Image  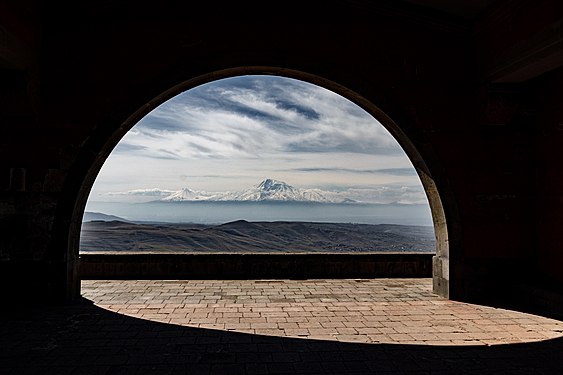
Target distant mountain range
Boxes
[161,178,356,203]
[80,220,436,253]
[82,211,131,222]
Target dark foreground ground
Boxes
[3,279,563,375]
[80,220,436,253]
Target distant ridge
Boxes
[82,211,130,222]
[80,220,436,253]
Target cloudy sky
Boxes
[89,75,428,205]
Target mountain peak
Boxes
[256,179,292,191]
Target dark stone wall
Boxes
[529,68,563,287]
[1,1,562,308]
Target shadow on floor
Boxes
[1,297,563,375]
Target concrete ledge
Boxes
[79,252,434,279]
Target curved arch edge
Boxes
[67,66,450,300]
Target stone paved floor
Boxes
[82,279,563,347]
[2,278,563,374]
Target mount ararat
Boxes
[160,178,356,203]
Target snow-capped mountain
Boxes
[161,188,213,201]
[160,179,353,203]
[215,179,333,202]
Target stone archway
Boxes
[65,67,451,300]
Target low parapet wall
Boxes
[79,252,433,279]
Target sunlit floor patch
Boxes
[81,278,563,346]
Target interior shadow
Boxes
[2,297,563,375]
[481,279,563,323]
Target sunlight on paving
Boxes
[82,279,563,346]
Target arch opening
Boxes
[70,68,449,298]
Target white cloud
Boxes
[115,76,402,161]
[105,188,175,197]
